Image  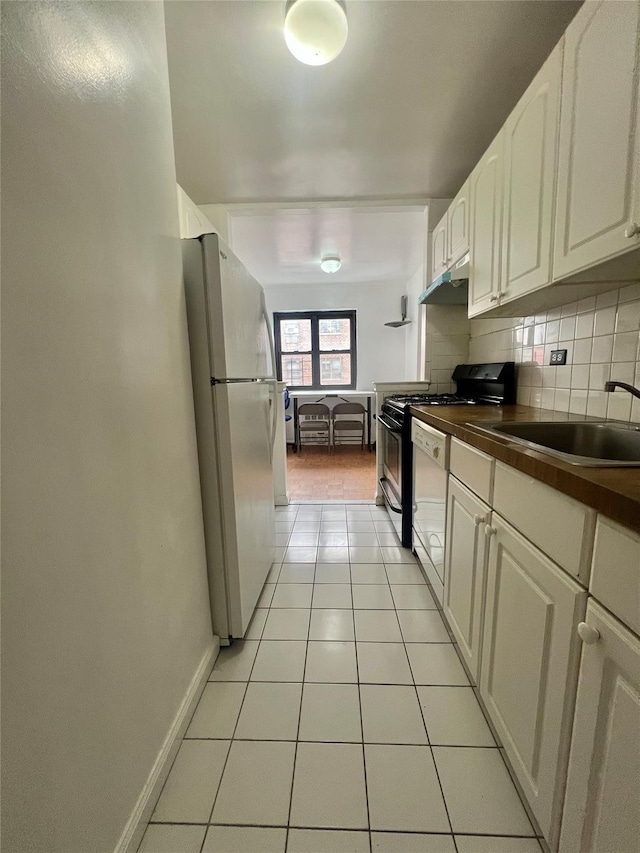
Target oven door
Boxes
[378,412,404,540]
[379,413,403,501]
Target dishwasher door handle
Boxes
[379,477,403,514]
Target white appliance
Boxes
[412,419,450,606]
[183,232,276,643]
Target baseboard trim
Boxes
[114,637,220,853]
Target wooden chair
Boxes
[297,403,331,453]
[331,402,366,450]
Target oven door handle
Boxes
[378,414,403,433]
[379,477,403,514]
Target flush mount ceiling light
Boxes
[284,0,348,66]
[320,254,342,273]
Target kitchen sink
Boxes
[470,421,640,467]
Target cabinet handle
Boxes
[473,514,486,526]
[625,222,640,238]
[484,525,497,537]
[577,622,601,645]
[490,295,499,302]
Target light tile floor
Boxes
[140,503,543,853]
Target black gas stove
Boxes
[384,392,480,414]
[381,362,516,426]
[378,362,516,548]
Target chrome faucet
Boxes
[604,380,640,400]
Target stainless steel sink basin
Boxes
[470,421,640,466]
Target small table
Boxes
[290,390,375,452]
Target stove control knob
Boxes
[433,446,440,459]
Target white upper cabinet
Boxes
[481,515,587,848]
[447,179,470,268]
[559,601,640,853]
[468,130,504,316]
[431,211,449,282]
[553,0,640,281]
[500,42,563,304]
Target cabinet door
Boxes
[553,0,640,280]
[559,601,640,853]
[468,131,504,316]
[431,212,448,282]
[444,476,490,682]
[447,179,470,267]
[501,41,562,303]
[481,515,587,847]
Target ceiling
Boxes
[227,206,426,287]
[164,0,581,205]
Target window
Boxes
[273,310,356,390]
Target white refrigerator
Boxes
[183,232,276,642]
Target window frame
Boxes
[273,310,357,391]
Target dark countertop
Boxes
[409,403,640,533]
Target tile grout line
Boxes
[154,819,542,839]
[283,549,313,853]
[387,555,460,852]
[350,541,374,853]
[199,606,267,846]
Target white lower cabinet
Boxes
[480,514,587,848]
[559,601,640,853]
[444,476,490,682]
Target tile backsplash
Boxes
[424,305,470,394]
[468,283,640,422]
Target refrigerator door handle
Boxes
[261,291,277,380]
[268,380,278,460]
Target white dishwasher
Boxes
[411,418,450,606]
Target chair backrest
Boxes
[299,403,330,418]
[332,402,365,419]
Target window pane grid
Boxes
[274,310,356,390]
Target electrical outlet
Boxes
[550,349,567,365]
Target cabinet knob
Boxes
[577,622,601,645]
[624,222,640,238]
[490,295,499,302]
[484,525,497,537]
[474,514,486,526]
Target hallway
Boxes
[141,504,542,853]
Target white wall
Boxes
[265,279,409,390]
[1,3,214,851]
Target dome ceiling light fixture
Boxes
[320,254,342,274]
[284,0,348,66]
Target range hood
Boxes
[419,253,469,305]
